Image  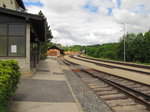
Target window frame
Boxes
[0,23,26,57]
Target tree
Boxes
[62,30,150,64]
[117,33,136,61]
[38,10,53,41]
[38,11,53,60]
[144,31,150,63]
[117,32,150,63]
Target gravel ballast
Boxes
[63,67,112,112]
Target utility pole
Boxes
[121,23,126,62]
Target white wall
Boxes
[0,0,20,11]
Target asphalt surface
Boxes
[14,79,75,102]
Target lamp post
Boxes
[121,23,126,62]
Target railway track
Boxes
[62,59,150,112]
[78,55,150,69]
[71,55,150,75]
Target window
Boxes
[0,37,7,56]
[9,25,25,36]
[0,24,26,57]
[0,24,7,56]
[0,24,7,35]
[8,37,25,56]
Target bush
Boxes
[100,51,117,59]
[0,60,21,112]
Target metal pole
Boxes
[121,23,126,62]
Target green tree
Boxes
[38,11,53,60]
[117,32,150,63]
[144,31,150,62]
[62,30,150,64]
[117,33,136,61]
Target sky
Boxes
[23,0,150,46]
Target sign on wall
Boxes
[11,45,17,53]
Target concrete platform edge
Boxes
[65,74,84,112]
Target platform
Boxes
[64,55,150,85]
[8,58,82,112]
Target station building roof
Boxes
[48,45,65,52]
[0,7,46,42]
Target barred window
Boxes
[0,24,26,57]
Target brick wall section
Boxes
[0,24,31,71]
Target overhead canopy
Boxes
[0,7,46,42]
[16,0,26,10]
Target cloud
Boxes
[23,0,150,46]
[113,8,150,33]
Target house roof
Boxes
[16,0,26,10]
[48,45,65,51]
[0,7,46,42]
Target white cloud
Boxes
[24,0,150,46]
[92,0,115,8]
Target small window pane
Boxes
[8,37,25,56]
[0,37,7,56]
[9,24,25,36]
[0,24,7,35]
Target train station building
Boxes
[0,0,46,73]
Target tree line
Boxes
[64,30,150,64]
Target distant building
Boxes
[46,45,64,59]
[0,1,46,74]
[0,0,25,11]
